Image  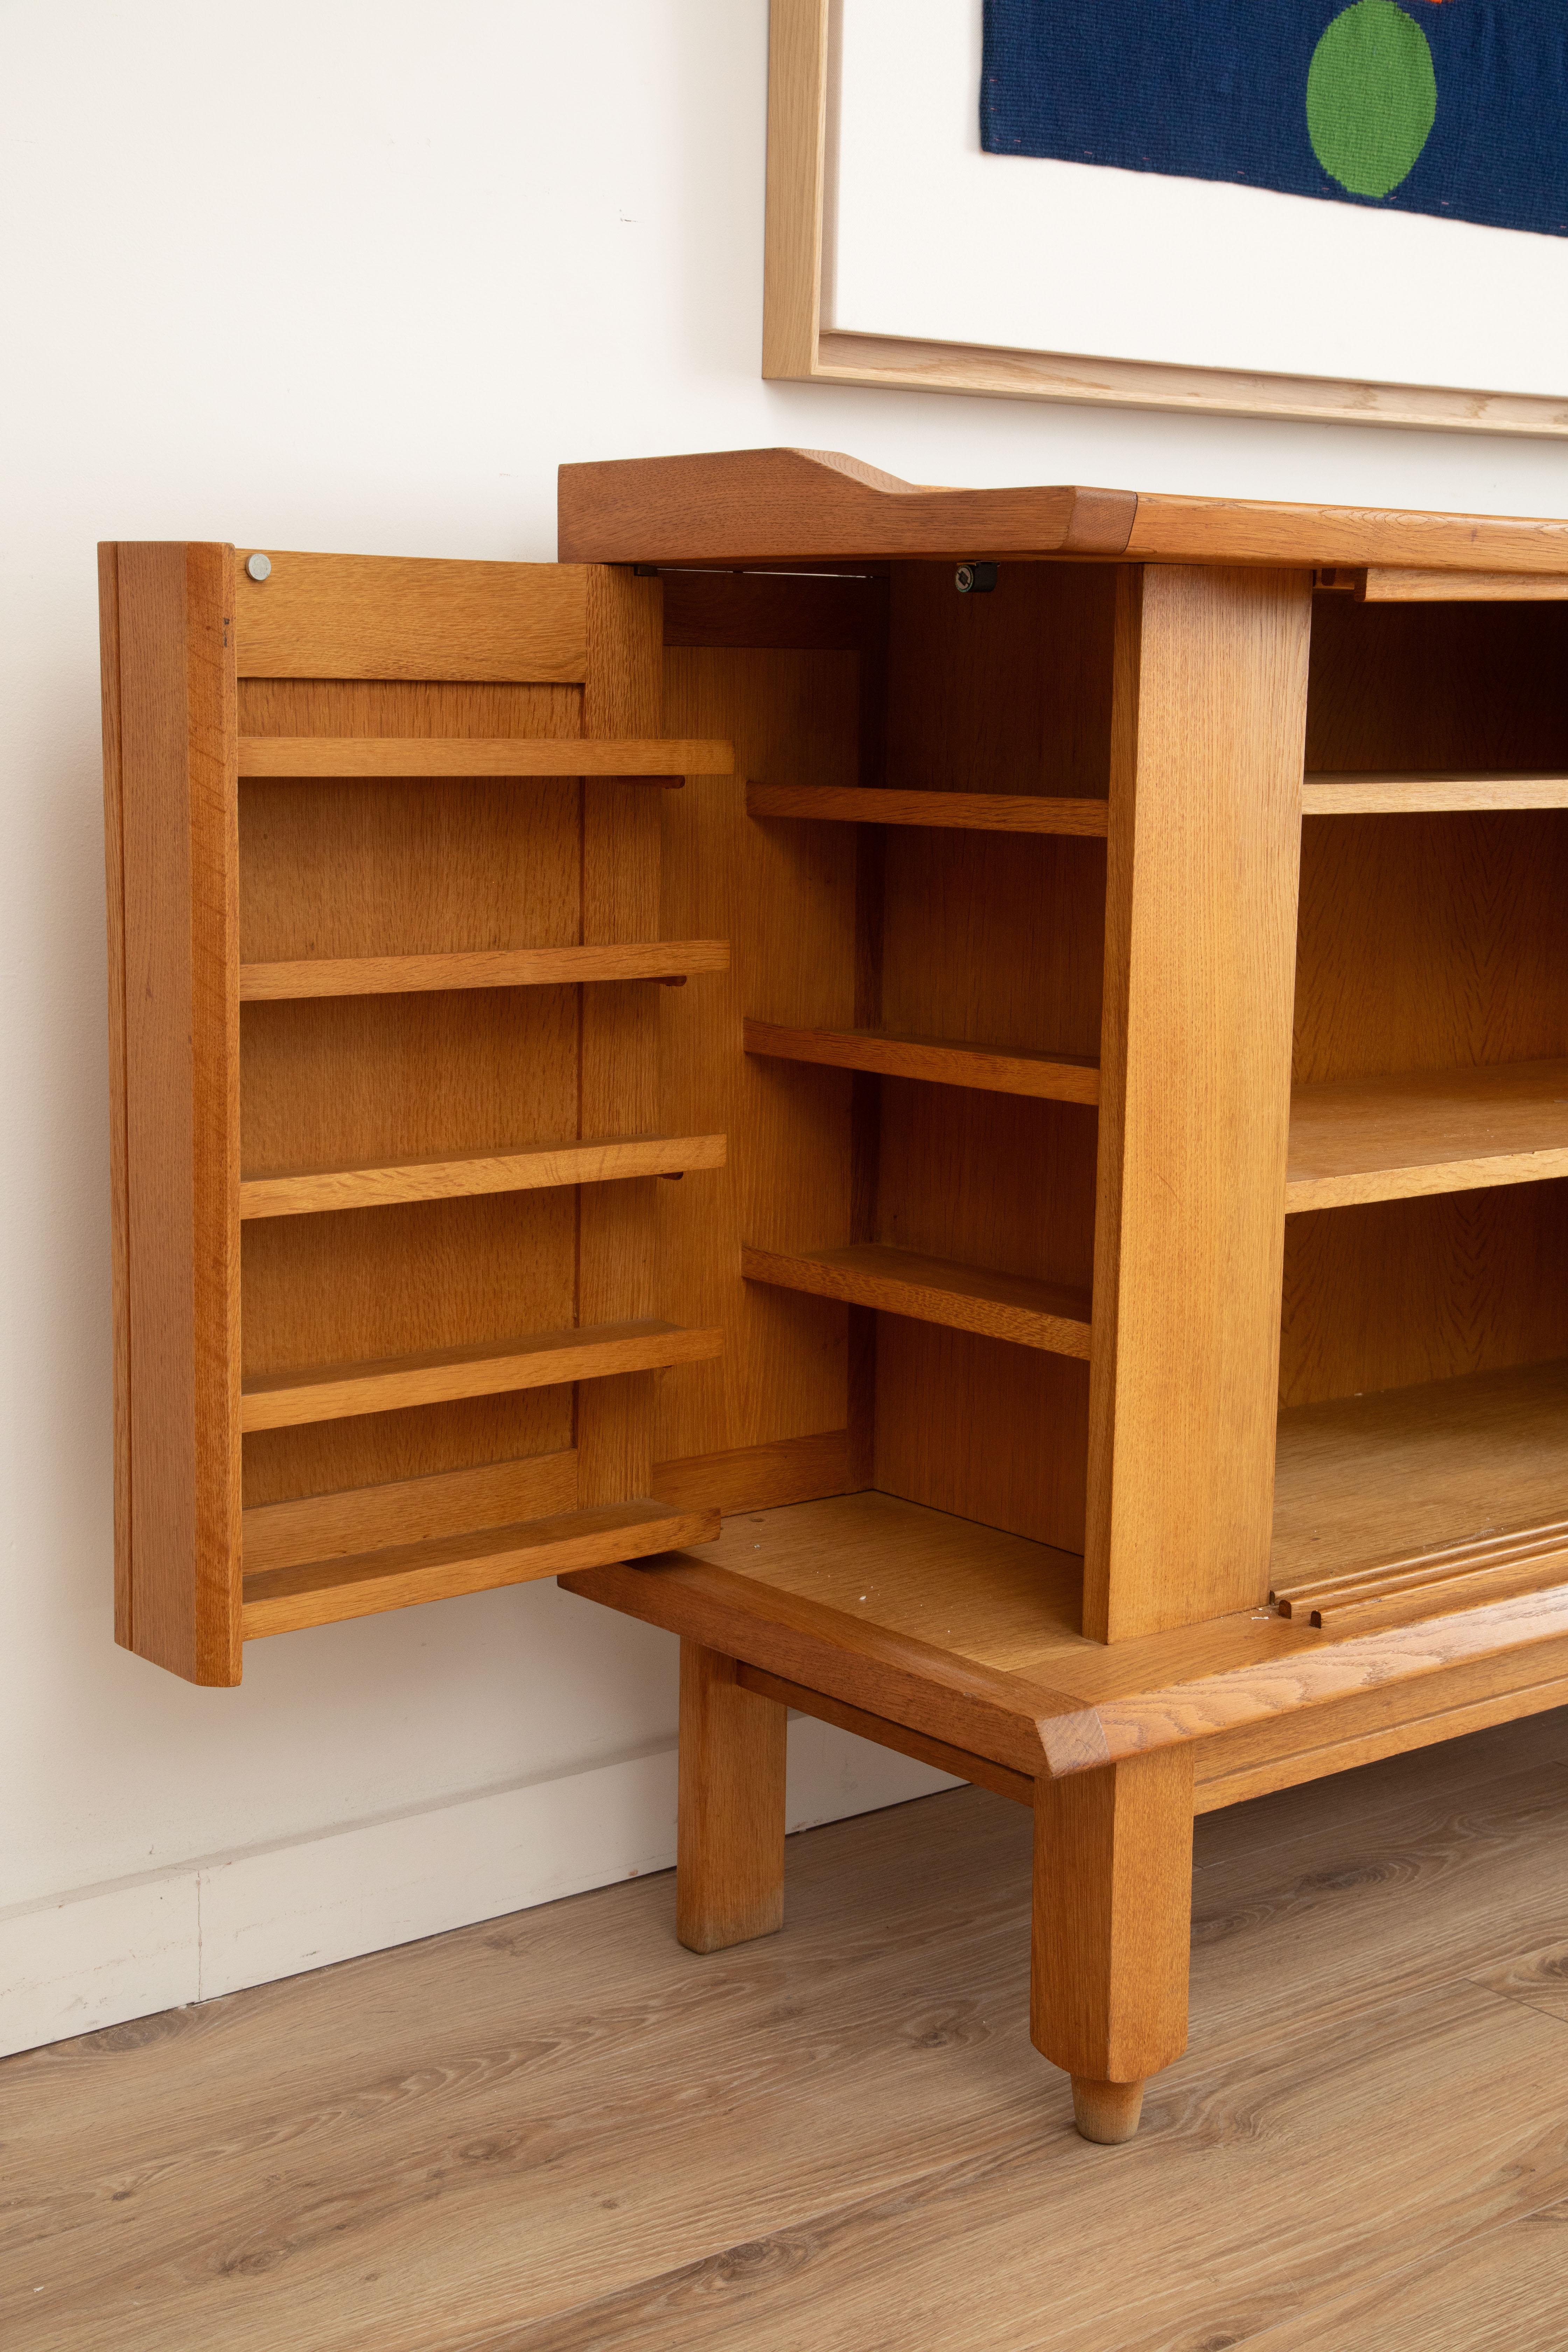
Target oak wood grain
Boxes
[741,1242,1093,1358]
[237,735,730,776]
[106,544,243,1685]
[1086,565,1312,1642]
[242,1499,718,1638]
[240,1320,724,1434]
[747,781,1110,835]
[676,1642,788,1952]
[239,941,728,999]
[744,1019,1100,1103]
[233,551,589,680]
[1287,1057,1568,1210]
[1301,771,1568,813]
[238,1132,726,1220]
[240,1448,579,1576]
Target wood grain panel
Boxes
[1087,565,1312,1642]
[237,677,584,1510]
[239,1132,725,1220]
[98,547,131,1647]
[1301,773,1568,814]
[577,567,669,1508]
[656,646,861,1468]
[107,544,242,1685]
[1363,567,1568,603]
[1280,1181,1568,1407]
[239,941,727,999]
[243,1500,719,1638]
[744,1020,1100,1103]
[237,735,729,776]
[241,1319,723,1433]
[884,560,1117,801]
[241,1449,579,1575]
[652,1429,858,1515]
[747,783,1109,835]
[1305,597,1568,779]
[233,552,589,680]
[1287,1058,1568,1210]
[743,1243,1092,1357]
[1273,1357,1568,1590]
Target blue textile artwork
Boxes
[980,0,1568,239]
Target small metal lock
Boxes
[954,562,997,595]
[246,552,272,582]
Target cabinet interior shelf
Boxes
[240,1318,726,1433]
[741,1242,1092,1359]
[239,1132,726,1220]
[238,736,734,778]
[241,1498,720,1639]
[744,1020,1101,1105]
[746,783,1110,837]
[1272,1357,1568,1630]
[1301,772,1568,815]
[1286,1058,1568,1211]
[240,941,730,1001]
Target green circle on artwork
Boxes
[1307,0,1437,199]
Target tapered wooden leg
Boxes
[1031,1745,1195,2143]
[676,1640,788,1953]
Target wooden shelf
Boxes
[746,783,1110,837]
[239,1132,726,1220]
[240,1318,725,1433]
[1287,1058,1568,1211]
[240,941,730,1001]
[1273,1357,1568,1621]
[242,1498,719,1638]
[1302,772,1568,815]
[744,1020,1100,1105]
[741,1242,1092,1359]
[238,736,734,778]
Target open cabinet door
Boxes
[99,543,733,1683]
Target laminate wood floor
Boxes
[5,1711,1568,2352]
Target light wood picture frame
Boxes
[763,0,1568,439]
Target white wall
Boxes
[2,0,1565,2055]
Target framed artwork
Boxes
[764,0,1568,434]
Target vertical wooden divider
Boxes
[578,567,666,1505]
[1085,565,1312,1643]
[103,542,242,1683]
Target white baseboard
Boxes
[0,1720,955,2060]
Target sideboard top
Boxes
[558,446,1568,575]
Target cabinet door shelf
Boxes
[746,783,1110,836]
[1286,1057,1568,1211]
[240,1318,726,1433]
[239,735,734,777]
[240,942,730,1000]
[1301,771,1568,814]
[741,1242,1092,1359]
[243,1498,720,1638]
[744,1020,1100,1105]
[239,1132,727,1219]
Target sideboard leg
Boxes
[1031,1745,1195,2142]
[676,1639,788,1953]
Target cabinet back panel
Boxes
[1295,811,1568,1084]
[1306,600,1568,774]
[240,1190,576,1501]
[238,681,580,962]
[241,989,579,1175]
[1281,1179,1568,1407]
[876,1082,1096,1288]
[875,1326,1090,1554]
[886,563,1116,797]
[656,648,861,1465]
[881,833,1105,1057]
[243,1393,572,1512]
